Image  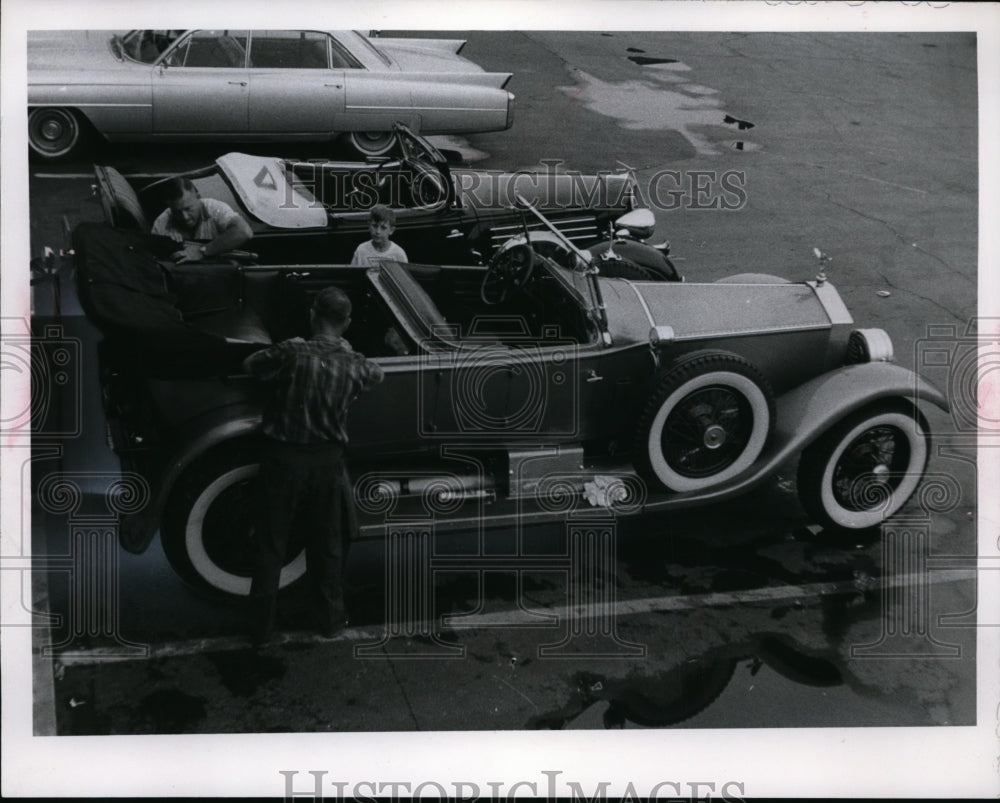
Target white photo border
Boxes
[3,0,998,798]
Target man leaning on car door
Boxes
[151,177,253,263]
[242,286,384,645]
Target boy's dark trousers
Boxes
[249,438,355,641]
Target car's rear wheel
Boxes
[797,400,930,531]
[634,353,775,492]
[347,130,396,158]
[161,442,307,598]
[28,107,87,160]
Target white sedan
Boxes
[27,29,515,160]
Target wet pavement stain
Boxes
[136,688,207,733]
[527,655,738,729]
[756,635,842,687]
[528,637,846,729]
[558,68,739,156]
[628,56,680,66]
[723,114,756,130]
[618,521,873,594]
[207,650,287,697]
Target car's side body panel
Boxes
[27,30,514,150]
[40,220,949,582]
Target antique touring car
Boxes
[28,29,514,160]
[93,124,641,266]
[34,207,947,597]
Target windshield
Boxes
[397,125,447,167]
[121,30,184,64]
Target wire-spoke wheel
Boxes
[797,401,930,531]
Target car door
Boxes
[247,30,346,134]
[153,30,249,134]
[425,325,582,444]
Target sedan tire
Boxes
[797,400,930,531]
[347,130,397,158]
[162,441,307,598]
[634,353,775,492]
[28,107,87,160]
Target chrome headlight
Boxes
[847,328,894,363]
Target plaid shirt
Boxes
[243,335,384,445]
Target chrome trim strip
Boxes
[627,282,656,327]
[29,102,152,108]
[345,104,501,112]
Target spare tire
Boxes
[634,352,775,492]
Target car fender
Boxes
[119,405,263,554]
[645,361,949,512]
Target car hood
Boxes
[374,38,485,73]
[28,30,120,72]
[600,278,840,344]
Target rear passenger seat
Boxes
[73,222,271,349]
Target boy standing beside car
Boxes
[350,204,408,266]
[242,286,384,645]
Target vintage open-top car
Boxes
[28,29,515,160]
[93,124,642,266]
[33,206,947,598]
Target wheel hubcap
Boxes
[703,424,726,449]
[663,386,752,478]
[41,120,63,140]
[832,426,909,511]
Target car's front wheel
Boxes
[797,401,930,530]
[347,130,396,158]
[634,353,775,492]
[28,107,87,160]
[161,442,307,598]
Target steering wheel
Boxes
[481,242,535,305]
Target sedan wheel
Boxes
[28,107,84,160]
[162,444,306,598]
[634,353,775,492]
[348,130,396,158]
[797,401,930,531]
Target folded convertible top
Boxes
[72,223,263,373]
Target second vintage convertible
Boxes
[28,29,515,160]
[93,124,642,265]
[34,203,948,597]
